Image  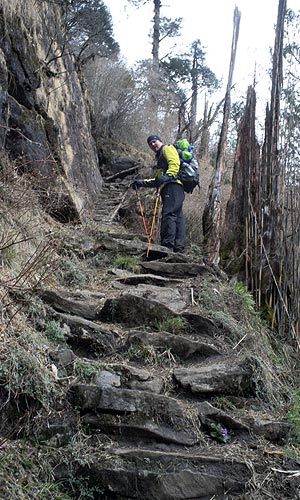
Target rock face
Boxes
[0,0,102,220]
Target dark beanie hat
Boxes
[147,134,161,144]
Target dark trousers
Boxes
[160,182,186,252]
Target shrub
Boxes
[154,316,189,334]
[234,282,256,314]
[113,254,139,272]
[0,340,57,407]
[44,320,66,343]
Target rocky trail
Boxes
[33,222,299,500]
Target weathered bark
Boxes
[202,7,241,264]
[220,86,260,278]
[260,0,286,284]
[220,0,299,344]
[152,0,161,72]
[198,97,225,157]
[190,45,198,132]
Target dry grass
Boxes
[184,156,233,249]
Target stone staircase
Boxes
[36,233,297,499]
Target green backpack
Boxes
[174,139,200,194]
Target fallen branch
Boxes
[105,164,142,182]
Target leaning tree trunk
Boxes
[202,7,241,264]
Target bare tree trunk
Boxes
[190,44,198,133]
[198,97,224,157]
[152,0,161,72]
[202,7,241,264]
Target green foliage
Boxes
[44,320,66,343]
[0,244,16,266]
[0,446,73,500]
[209,422,231,443]
[64,0,119,64]
[154,315,189,334]
[58,257,88,287]
[113,254,139,271]
[234,282,256,314]
[66,475,104,500]
[74,359,99,382]
[0,328,58,408]
[126,343,156,363]
[25,296,48,330]
[0,344,56,407]
[162,39,220,90]
[287,389,300,443]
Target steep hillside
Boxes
[0,165,300,500]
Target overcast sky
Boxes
[104,0,299,120]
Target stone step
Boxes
[72,446,251,499]
[71,385,200,446]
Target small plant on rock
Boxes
[74,359,99,382]
[155,316,189,334]
[209,422,231,443]
[113,254,139,272]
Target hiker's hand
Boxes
[156,174,173,187]
[131,179,145,189]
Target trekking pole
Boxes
[146,189,160,258]
[134,186,149,237]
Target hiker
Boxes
[131,134,186,253]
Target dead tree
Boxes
[220,86,260,281]
[202,7,241,264]
[221,0,300,345]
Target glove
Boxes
[155,174,173,187]
[131,179,145,190]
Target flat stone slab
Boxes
[112,271,182,286]
[82,414,197,446]
[99,293,181,327]
[120,284,188,313]
[39,288,104,320]
[140,261,209,278]
[197,402,290,442]
[72,385,191,421]
[243,416,291,443]
[126,330,221,360]
[75,447,251,500]
[97,234,172,257]
[52,312,119,355]
[107,363,164,393]
[197,401,250,433]
[72,385,199,446]
[173,358,254,395]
